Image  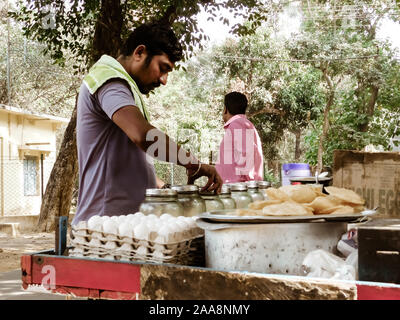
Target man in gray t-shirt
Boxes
[74,80,156,223]
[73,22,222,225]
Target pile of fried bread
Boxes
[235,185,365,217]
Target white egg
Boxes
[156,224,175,243]
[87,215,102,229]
[110,216,119,223]
[169,221,184,232]
[160,213,174,221]
[102,219,118,235]
[184,217,197,229]
[134,212,144,218]
[118,222,133,238]
[176,219,189,230]
[117,215,128,223]
[133,222,150,240]
[146,214,159,220]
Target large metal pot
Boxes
[199,220,347,276]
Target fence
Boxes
[0,157,54,216]
[154,161,209,187]
[1,157,215,216]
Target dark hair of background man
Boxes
[224,91,248,115]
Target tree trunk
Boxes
[359,85,379,132]
[37,0,123,231]
[90,0,123,65]
[36,102,78,231]
[317,70,335,173]
[294,129,302,161]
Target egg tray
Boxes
[69,236,205,265]
[69,251,204,266]
[70,231,204,252]
[71,227,204,245]
[69,251,187,265]
[70,237,192,254]
[70,243,192,258]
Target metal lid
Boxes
[257,181,271,189]
[245,181,259,189]
[171,185,199,193]
[220,185,231,194]
[199,191,218,197]
[145,188,177,197]
[229,183,248,191]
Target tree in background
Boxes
[10,0,271,231]
[291,0,400,170]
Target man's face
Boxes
[131,51,174,94]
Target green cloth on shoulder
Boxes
[83,54,150,121]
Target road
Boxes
[0,269,87,300]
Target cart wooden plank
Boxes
[21,251,400,300]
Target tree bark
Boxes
[317,69,335,173]
[294,129,302,161]
[359,85,379,132]
[90,0,123,65]
[36,101,78,231]
[37,0,124,231]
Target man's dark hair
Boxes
[224,92,248,115]
[121,21,183,64]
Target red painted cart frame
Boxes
[21,250,400,300]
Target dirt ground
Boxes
[0,232,55,273]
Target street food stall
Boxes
[20,153,400,300]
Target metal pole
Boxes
[170,162,174,186]
[24,38,27,64]
[6,0,11,105]
[41,154,44,199]
[0,137,3,217]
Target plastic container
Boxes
[139,189,183,217]
[171,185,206,217]
[281,163,311,186]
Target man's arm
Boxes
[112,105,222,192]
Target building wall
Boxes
[0,111,60,216]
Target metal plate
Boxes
[198,208,377,224]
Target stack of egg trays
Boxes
[70,224,204,266]
[69,229,120,260]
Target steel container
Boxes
[199,219,347,276]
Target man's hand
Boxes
[187,164,223,193]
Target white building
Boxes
[0,104,69,216]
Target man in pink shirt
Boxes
[215,92,264,183]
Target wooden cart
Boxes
[20,217,400,300]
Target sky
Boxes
[196,4,400,52]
